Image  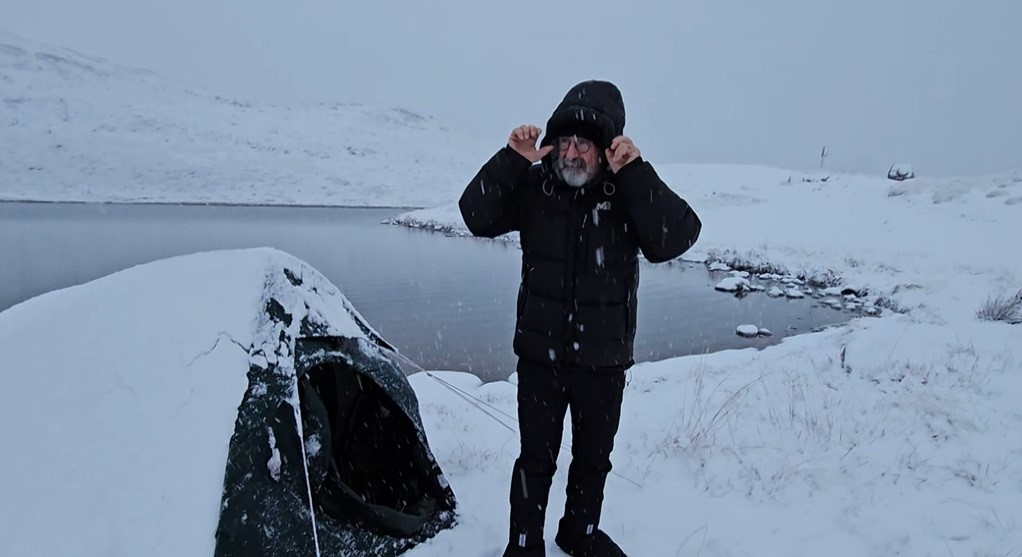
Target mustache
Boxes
[558,157,587,171]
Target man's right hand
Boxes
[508,124,554,163]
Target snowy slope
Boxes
[0,30,488,207]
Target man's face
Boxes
[554,135,601,187]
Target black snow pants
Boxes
[508,358,626,548]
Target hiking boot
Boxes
[501,539,545,557]
[554,522,626,557]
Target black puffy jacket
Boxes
[459,81,701,369]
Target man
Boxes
[458,80,701,557]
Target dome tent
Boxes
[0,248,455,557]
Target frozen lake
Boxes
[0,202,851,381]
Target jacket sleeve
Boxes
[458,146,533,238]
[615,159,702,263]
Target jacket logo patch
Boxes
[593,201,611,226]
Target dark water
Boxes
[0,202,850,382]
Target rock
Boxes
[736,324,760,338]
[715,277,751,292]
[822,287,843,296]
[750,284,766,292]
[888,162,915,181]
[785,288,806,299]
[730,270,750,279]
[768,287,785,297]
[709,262,732,272]
[758,327,773,337]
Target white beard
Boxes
[554,156,599,188]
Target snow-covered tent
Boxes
[0,248,456,557]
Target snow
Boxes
[267,427,283,482]
[2,32,1021,557]
[305,435,322,458]
[681,251,710,264]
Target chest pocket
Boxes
[577,190,636,321]
[584,195,635,269]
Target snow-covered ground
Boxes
[2,30,1021,556]
[399,166,1022,556]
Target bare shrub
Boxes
[976,290,1022,324]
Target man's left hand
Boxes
[605,136,641,174]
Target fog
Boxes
[6,0,1020,175]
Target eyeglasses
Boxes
[557,135,595,154]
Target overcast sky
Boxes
[6,0,1020,176]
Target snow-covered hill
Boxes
[0,30,488,207]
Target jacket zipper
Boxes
[564,190,584,364]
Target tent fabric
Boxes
[215,333,457,556]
